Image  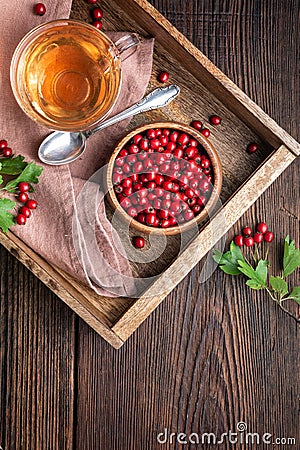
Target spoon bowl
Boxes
[38,132,86,165]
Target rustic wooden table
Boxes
[0,1,299,449]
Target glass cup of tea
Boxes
[10,19,140,132]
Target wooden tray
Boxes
[1,0,299,349]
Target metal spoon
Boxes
[38,84,180,165]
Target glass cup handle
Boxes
[114,33,140,61]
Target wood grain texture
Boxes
[0,1,299,449]
[0,248,76,450]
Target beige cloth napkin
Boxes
[0,1,154,296]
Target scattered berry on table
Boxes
[158,71,169,83]
[133,236,145,249]
[247,143,258,154]
[92,21,103,30]
[87,0,97,3]
[92,7,103,20]
[200,128,210,138]
[191,121,203,131]
[209,115,221,125]
[34,3,46,16]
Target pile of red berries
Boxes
[234,222,274,247]
[15,182,38,226]
[112,127,214,229]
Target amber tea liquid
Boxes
[15,22,121,131]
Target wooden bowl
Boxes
[106,122,222,235]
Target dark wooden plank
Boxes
[0,247,76,450]
[73,0,299,449]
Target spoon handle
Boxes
[84,84,180,138]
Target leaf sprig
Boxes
[0,155,43,233]
[213,236,300,323]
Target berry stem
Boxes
[281,296,298,302]
[255,243,260,261]
[265,246,269,261]
[250,248,257,263]
[0,187,16,192]
[278,301,300,323]
[265,287,277,302]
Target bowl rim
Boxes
[106,121,222,235]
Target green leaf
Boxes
[237,259,268,290]
[283,235,300,277]
[4,162,43,192]
[289,286,300,305]
[0,155,27,175]
[213,249,240,275]
[270,276,289,297]
[230,240,244,262]
[0,198,15,233]
[213,242,245,275]
[255,259,269,283]
[0,175,3,185]
[246,279,264,290]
